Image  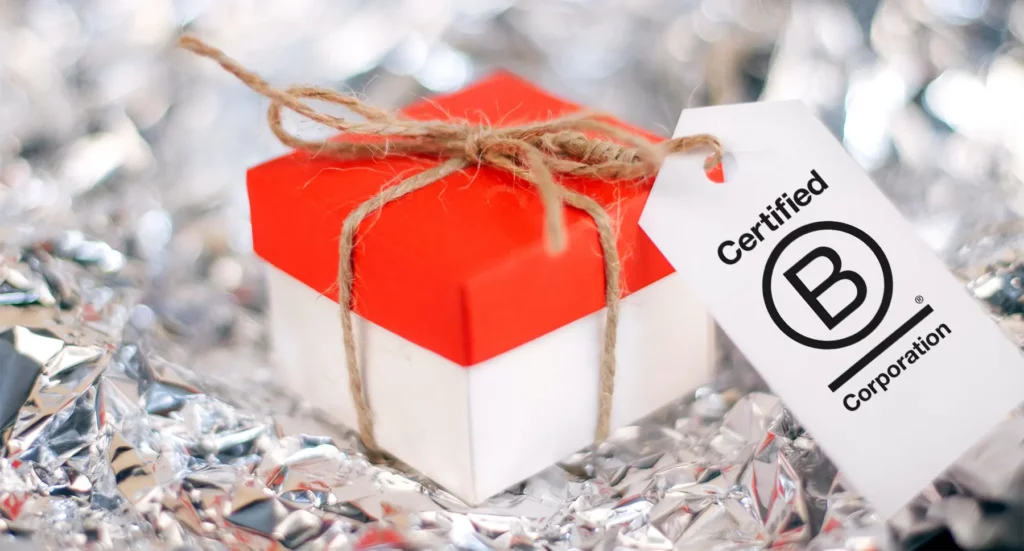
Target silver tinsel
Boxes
[2,0,1024,549]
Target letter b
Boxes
[762,221,892,350]
[783,246,866,329]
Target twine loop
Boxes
[179,35,722,452]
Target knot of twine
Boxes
[179,35,722,452]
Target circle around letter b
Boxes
[762,221,893,349]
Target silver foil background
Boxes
[2,0,1024,549]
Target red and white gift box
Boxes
[248,73,714,503]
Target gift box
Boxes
[247,73,715,503]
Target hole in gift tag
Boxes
[704,152,735,184]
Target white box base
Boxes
[267,265,715,503]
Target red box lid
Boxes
[248,72,676,367]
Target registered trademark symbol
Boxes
[915,295,924,304]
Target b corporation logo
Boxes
[759,213,954,411]
[762,221,893,350]
[711,168,955,410]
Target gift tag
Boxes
[640,100,1024,518]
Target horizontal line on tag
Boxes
[828,305,935,392]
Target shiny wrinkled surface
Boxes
[2,0,1024,549]
[1,268,883,550]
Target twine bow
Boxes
[179,35,722,452]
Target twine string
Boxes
[178,35,722,451]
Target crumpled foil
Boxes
[1,243,887,550]
[3,0,1024,549]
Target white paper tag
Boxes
[640,100,1024,518]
